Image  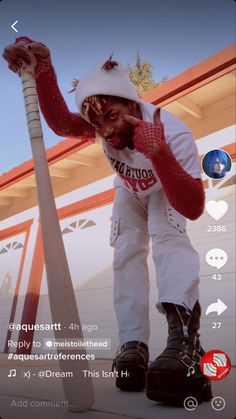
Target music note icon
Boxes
[8,369,16,378]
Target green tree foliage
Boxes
[127,53,160,96]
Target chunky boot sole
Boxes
[115,360,146,391]
[146,371,212,406]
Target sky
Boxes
[0,0,235,174]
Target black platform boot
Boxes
[146,301,212,405]
[112,341,149,391]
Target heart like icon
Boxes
[206,200,228,221]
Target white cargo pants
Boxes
[110,187,200,345]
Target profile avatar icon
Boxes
[202,149,232,179]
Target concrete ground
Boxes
[0,356,235,419]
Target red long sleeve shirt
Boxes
[35,66,204,220]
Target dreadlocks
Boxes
[82,56,119,120]
[82,95,107,119]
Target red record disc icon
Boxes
[200,349,231,380]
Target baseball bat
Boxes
[20,67,95,411]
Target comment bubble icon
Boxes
[45,340,53,348]
[206,249,228,270]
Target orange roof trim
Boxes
[0,136,92,190]
[143,44,236,105]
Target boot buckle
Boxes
[192,349,201,364]
[181,354,195,368]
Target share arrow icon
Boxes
[206,299,228,316]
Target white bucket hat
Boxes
[75,60,140,122]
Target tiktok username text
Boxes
[8,322,61,332]
[7,322,98,332]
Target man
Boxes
[3,38,212,405]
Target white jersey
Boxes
[102,101,201,197]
